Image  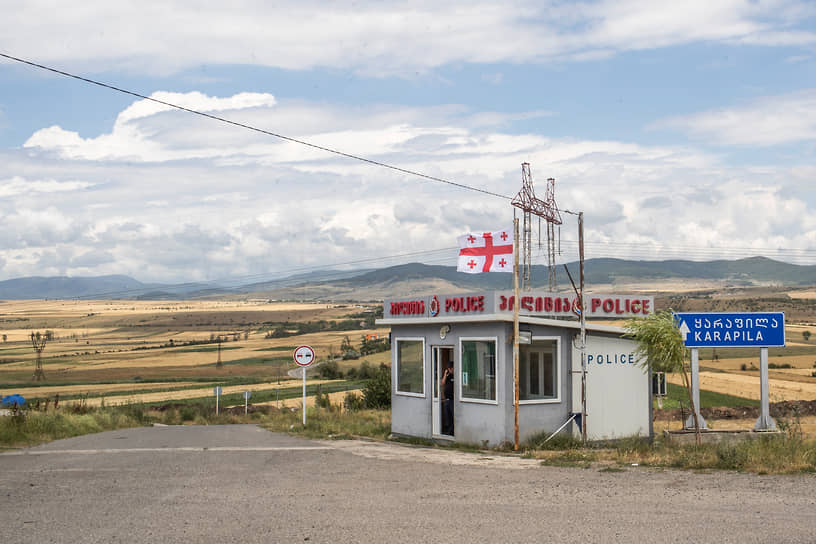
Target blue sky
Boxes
[1,1,815,284]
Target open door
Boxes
[432,346,454,437]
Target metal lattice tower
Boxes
[31,332,47,381]
[511,163,562,290]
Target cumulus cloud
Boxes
[2,91,816,282]
[0,176,94,197]
[654,89,816,146]
[1,1,814,76]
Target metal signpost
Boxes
[293,345,315,425]
[213,386,222,415]
[674,312,785,431]
[243,390,251,415]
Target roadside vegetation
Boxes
[526,424,816,474]
[2,299,815,474]
[4,379,815,474]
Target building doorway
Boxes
[432,346,455,437]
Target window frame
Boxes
[518,336,561,405]
[458,336,499,405]
[394,337,426,398]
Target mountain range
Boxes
[0,256,814,301]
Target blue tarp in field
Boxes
[1,394,26,407]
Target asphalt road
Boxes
[1,425,815,543]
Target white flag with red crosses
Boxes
[457,227,514,273]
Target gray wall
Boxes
[507,324,574,444]
[390,321,576,446]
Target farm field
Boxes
[0,299,388,405]
[2,296,816,433]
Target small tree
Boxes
[362,363,391,409]
[803,330,811,342]
[340,335,359,360]
[625,310,701,444]
[318,359,342,379]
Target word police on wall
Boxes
[386,292,653,319]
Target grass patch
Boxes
[255,346,299,352]
[658,383,759,410]
[260,408,391,440]
[0,408,146,449]
[202,356,291,367]
[0,401,390,451]
[539,450,597,468]
[169,345,243,353]
[612,435,816,474]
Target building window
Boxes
[520,339,558,402]
[460,339,497,402]
[396,338,424,396]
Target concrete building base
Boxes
[664,428,784,445]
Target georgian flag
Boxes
[457,227,514,273]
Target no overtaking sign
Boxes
[293,345,315,425]
[293,345,315,367]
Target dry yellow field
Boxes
[1,381,212,399]
[787,289,816,300]
[0,299,387,401]
[654,416,816,436]
[667,371,816,402]
[78,378,348,408]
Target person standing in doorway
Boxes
[441,362,454,435]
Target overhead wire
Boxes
[3,52,815,299]
[0,52,512,201]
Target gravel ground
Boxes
[1,425,814,543]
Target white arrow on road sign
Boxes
[678,320,690,341]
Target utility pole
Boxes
[513,218,520,451]
[578,212,587,443]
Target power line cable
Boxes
[0,52,511,201]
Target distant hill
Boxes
[338,256,816,290]
[578,256,816,285]
[0,276,232,300]
[1,256,814,300]
[0,275,148,300]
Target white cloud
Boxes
[654,89,816,146]
[0,176,93,197]
[2,1,814,76]
[3,92,816,282]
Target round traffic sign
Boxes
[293,345,315,367]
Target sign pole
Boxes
[513,217,520,451]
[684,348,708,429]
[293,345,316,426]
[302,366,307,425]
[755,347,777,431]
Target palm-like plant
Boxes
[625,310,701,444]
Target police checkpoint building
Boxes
[377,292,655,446]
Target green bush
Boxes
[315,387,335,411]
[343,391,365,412]
[318,359,343,379]
[363,364,391,409]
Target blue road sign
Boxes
[674,312,785,348]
